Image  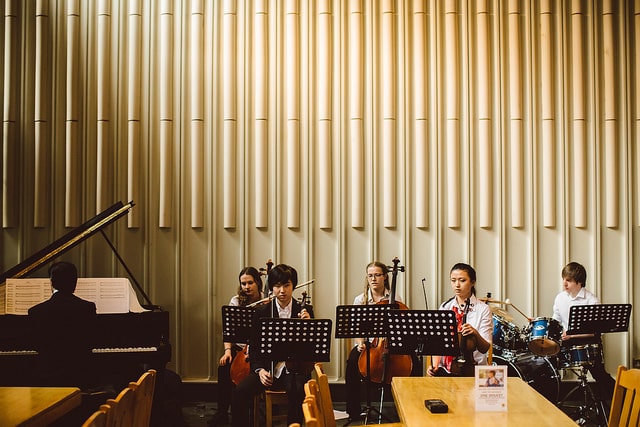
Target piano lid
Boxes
[0,201,134,286]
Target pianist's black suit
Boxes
[28,291,97,388]
[230,299,314,427]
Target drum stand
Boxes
[557,366,608,427]
[556,303,632,426]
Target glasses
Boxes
[367,273,385,279]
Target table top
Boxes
[391,376,577,427]
[0,386,81,427]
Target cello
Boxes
[357,258,413,384]
[230,260,273,385]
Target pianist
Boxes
[28,261,97,388]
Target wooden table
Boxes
[0,387,81,427]
[391,376,577,427]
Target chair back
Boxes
[102,386,136,426]
[304,378,320,401]
[314,363,337,427]
[129,369,157,426]
[609,365,640,427]
[302,395,322,427]
[81,409,107,427]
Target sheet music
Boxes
[1,278,147,314]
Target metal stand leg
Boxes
[557,367,608,426]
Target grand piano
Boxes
[0,201,170,387]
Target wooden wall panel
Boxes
[0,0,638,382]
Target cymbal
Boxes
[479,297,506,304]
[491,306,514,322]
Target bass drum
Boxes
[492,353,560,403]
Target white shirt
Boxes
[352,289,401,305]
[273,299,293,378]
[438,295,493,365]
[552,287,600,331]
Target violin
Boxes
[450,297,477,377]
[357,258,413,384]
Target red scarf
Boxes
[442,306,465,371]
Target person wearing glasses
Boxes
[345,261,418,423]
[230,264,313,427]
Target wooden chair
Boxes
[101,386,136,426]
[312,363,403,427]
[128,369,157,426]
[314,363,336,427]
[304,378,321,402]
[81,408,108,427]
[608,365,640,427]
[253,389,288,427]
[302,395,321,427]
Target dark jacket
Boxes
[28,291,97,387]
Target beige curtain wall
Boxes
[1,0,639,382]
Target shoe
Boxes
[207,411,229,426]
[346,410,365,425]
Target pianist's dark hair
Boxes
[237,266,264,295]
[267,264,298,291]
[48,261,78,293]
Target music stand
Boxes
[386,309,459,356]
[566,303,632,335]
[251,317,333,363]
[335,303,399,424]
[559,303,632,426]
[221,305,255,344]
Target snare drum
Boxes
[560,343,604,368]
[526,317,562,356]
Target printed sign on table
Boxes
[475,365,507,411]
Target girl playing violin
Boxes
[426,263,492,377]
[210,267,264,426]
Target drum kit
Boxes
[481,296,606,407]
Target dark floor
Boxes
[181,398,398,427]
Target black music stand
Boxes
[386,309,459,357]
[251,317,333,363]
[221,305,255,344]
[335,303,399,425]
[566,303,632,336]
[559,303,631,426]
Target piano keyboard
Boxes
[0,350,38,356]
[0,347,158,356]
[92,346,158,353]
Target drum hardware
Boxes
[556,365,609,426]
